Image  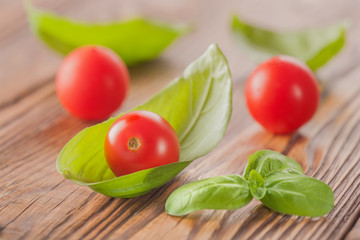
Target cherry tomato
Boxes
[56,46,129,121]
[104,110,180,176]
[245,56,319,134]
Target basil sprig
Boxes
[56,44,232,198]
[166,150,334,217]
[25,1,189,66]
[231,15,347,71]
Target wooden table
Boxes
[1,0,360,239]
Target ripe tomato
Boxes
[56,46,129,121]
[245,56,319,134]
[104,110,180,176]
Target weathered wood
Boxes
[347,218,360,240]
[1,0,360,239]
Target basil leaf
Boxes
[134,44,233,162]
[248,170,266,200]
[89,161,191,198]
[261,169,334,217]
[231,15,347,70]
[243,150,304,180]
[165,175,252,216]
[56,44,232,198]
[25,1,188,66]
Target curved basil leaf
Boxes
[231,15,347,70]
[243,150,303,180]
[56,44,232,198]
[261,169,334,217]
[89,161,191,198]
[165,175,252,216]
[248,170,266,200]
[25,1,188,66]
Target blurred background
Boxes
[1,0,359,116]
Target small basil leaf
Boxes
[231,15,347,71]
[261,169,334,217]
[243,150,304,180]
[56,44,232,198]
[25,1,189,66]
[89,161,191,198]
[248,170,266,200]
[165,175,252,216]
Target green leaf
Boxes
[25,1,189,66]
[260,169,334,217]
[231,15,347,70]
[243,150,304,180]
[248,170,266,200]
[165,175,252,216]
[56,44,232,198]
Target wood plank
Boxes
[347,218,360,240]
[1,0,360,239]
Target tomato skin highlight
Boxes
[104,111,180,176]
[56,46,129,121]
[245,56,319,134]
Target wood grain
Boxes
[1,0,360,239]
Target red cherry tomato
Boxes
[56,46,129,121]
[104,110,180,176]
[245,56,319,134]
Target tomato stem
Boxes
[128,137,141,151]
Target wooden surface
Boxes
[1,0,360,239]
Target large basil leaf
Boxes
[260,169,334,217]
[231,15,347,71]
[25,1,188,66]
[243,150,303,180]
[56,44,232,198]
[165,175,252,216]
